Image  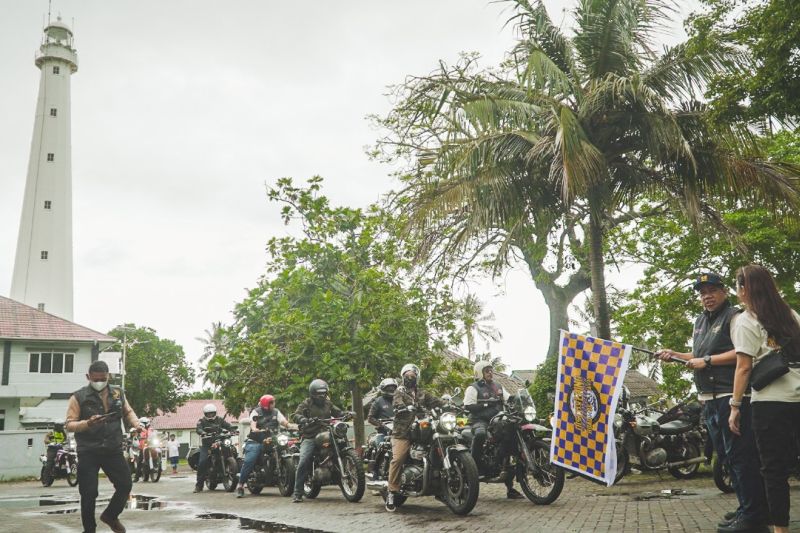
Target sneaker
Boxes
[385,492,396,512]
[292,494,303,503]
[506,487,524,500]
[193,484,203,493]
[717,512,738,527]
[236,487,245,498]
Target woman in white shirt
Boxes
[729,264,800,533]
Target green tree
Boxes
[456,294,504,368]
[108,324,195,417]
[186,389,216,400]
[376,0,800,349]
[207,177,457,448]
[196,321,230,364]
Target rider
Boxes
[134,417,152,482]
[291,379,346,503]
[44,421,68,474]
[463,361,523,499]
[367,378,397,480]
[386,363,443,512]
[235,394,292,498]
[194,403,234,493]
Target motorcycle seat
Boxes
[460,428,473,443]
[659,420,692,435]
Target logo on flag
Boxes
[550,331,631,486]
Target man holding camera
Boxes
[66,360,140,533]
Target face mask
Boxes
[90,380,107,391]
[403,376,417,388]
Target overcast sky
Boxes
[0,0,697,379]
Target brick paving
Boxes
[2,467,799,532]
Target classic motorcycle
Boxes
[40,444,78,487]
[139,432,164,482]
[205,429,240,492]
[364,419,393,480]
[367,405,480,515]
[245,429,299,496]
[613,398,706,484]
[461,390,565,505]
[301,415,365,502]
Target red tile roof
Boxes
[150,399,246,430]
[0,295,116,342]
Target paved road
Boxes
[2,467,798,532]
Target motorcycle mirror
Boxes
[453,387,461,396]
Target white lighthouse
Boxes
[10,17,78,321]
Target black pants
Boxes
[77,449,132,533]
[45,445,59,472]
[752,401,800,527]
[470,421,488,470]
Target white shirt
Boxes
[463,382,510,406]
[167,439,180,458]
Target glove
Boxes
[296,417,308,426]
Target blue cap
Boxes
[693,272,726,291]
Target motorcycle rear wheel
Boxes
[223,457,238,492]
[278,457,296,497]
[712,454,734,493]
[338,449,365,502]
[668,442,701,479]
[518,439,565,505]
[40,466,54,487]
[441,450,479,515]
[66,462,78,487]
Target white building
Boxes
[10,16,79,321]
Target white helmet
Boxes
[400,363,420,379]
[202,403,217,418]
[139,417,150,428]
[379,377,398,395]
[474,361,493,380]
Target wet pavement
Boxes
[1,468,799,532]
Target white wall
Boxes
[0,340,92,398]
[0,429,49,480]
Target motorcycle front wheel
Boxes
[613,445,629,485]
[303,471,321,499]
[40,466,54,487]
[712,454,734,493]
[66,462,78,487]
[278,457,296,497]
[337,449,365,502]
[223,457,238,492]
[441,450,479,516]
[518,439,565,505]
[206,458,219,490]
[150,453,162,482]
[668,442,701,479]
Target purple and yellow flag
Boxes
[550,331,631,486]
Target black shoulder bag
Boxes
[750,335,799,391]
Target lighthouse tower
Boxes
[10,16,78,321]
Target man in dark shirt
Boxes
[657,273,767,533]
[367,378,396,480]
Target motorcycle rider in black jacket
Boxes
[367,378,396,479]
[194,403,234,493]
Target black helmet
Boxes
[309,379,329,397]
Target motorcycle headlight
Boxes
[523,406,537,422]
[40,455,47,464]
[277,434,289,446]
[334,422,349,438]
[438,412,457,433]
[224,439,231,446]
[151,439,161,447]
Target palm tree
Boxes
[379,0,800,341]
[196,321,229,364]
[457,294,503,363]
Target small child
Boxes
[167,434,180,474]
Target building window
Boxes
[53,66,60,74]
[37,303,45,311]
[47,153,54,162]
[0,410,5,431]
[44,200,52,209]
[28,352,75,374]
[41,251,48,259]
[50,108,57,117]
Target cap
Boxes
[693,272,726,291]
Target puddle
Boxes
[41,495,168,515]
[197,512,328,532]
[634,489,697,501]
[45,508,80,514]
[0,495,80,509]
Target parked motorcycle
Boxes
[301,415,365,502]
[40,444,78,487]
[245,429,299,496]
[613,398,706,484]
[139,432,164,482]
[461,389,565,505]
[367,405,480,515]
[205,429,240,492]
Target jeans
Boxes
[77,450,132,533]
[705,396,767,523]
[293,438,316,497]
[196,446,210,486]
[752,401,800,527]
[170,455,179,469]
[238,440,264,487]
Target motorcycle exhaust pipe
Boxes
[665,456,707,469]
[366,480,388,491]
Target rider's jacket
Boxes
[196,416,234,447]
[248,406,281,442]
[391,386,443,439]
[464,379,506,424]
[692,300,739,396]
[138,427,152,450]
[292,398,345,439]
[72,385,126,453]
[368,396,394,434]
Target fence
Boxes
[0,430,49,480]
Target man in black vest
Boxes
[463,361,523,499]
[657,272,767,533]
[194,403,234,493]
[234,394,292,497]
[65,360,140,533]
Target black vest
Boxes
[248,407,280,442]
[692,301,739,395]
[72,385,125,454]
[468,379,504,424]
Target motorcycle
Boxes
[205,429,240,492]
[125,435,140,479]
[245,429,299,496]
[364,419,393,480]
[40,444,78,487]
[301,415,365,502]
[139,432,165,482]
[613,398,706,484]
[367,404,480,515]
[461,389,565,505]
